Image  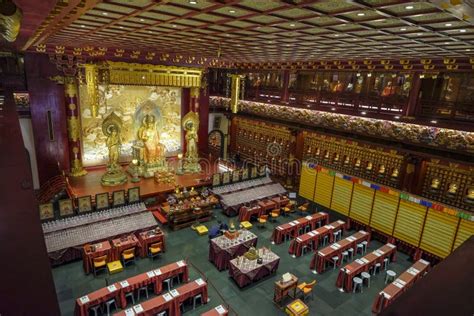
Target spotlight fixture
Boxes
[445,23,452,27]
[140,18,145,22]
[189,0,197,4]
[394,116,400,119]
[290,23,295,27]
[430,120,437,124]
[361,111,367,115]
[460,29,466,33]
[81,25,85,28]
[357,12,365,16]
[102,12,108,16]
[400,28,407,31]
[405,5,414,10]
[229,10,236,13]
[172,24,177,28]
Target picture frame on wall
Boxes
[212,173,221,187]
[58,199,74,217]
[250,167,257,178]
[113,190,126,207]
[222,171,230,184]
[95,193,110,210]
[241,168,249,180]
[128,187,140,203]
[232,170,240,183]
[39,203,54,221]
[77,196,92,213]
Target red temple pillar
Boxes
[281,69,290,103]
[405,73,421,118]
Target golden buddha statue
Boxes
[182,111,201,173]
[430,178,440,191]
[333,153,340,163]
[244,246,259,261]
[354,158,361,169]
[315,148,320,156]
[344,156,350,165]
[447,183,458,197]
[391,168,399,179]
[101,112,127,186]
[366,162,373,172]
[137,114,166,165]
[324,150,330,160]
[378,164,385,176]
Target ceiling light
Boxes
[172,24,177,28]
[445,23,452,27]
[405,5,414,10]
[140,18,145,22]
[357,13,365,16]
[394,116,400,119]
[81,25,85,28]
[417,33,422,36]
[229,10,236,14]
[445,42,450,44]
[102,12,108,16]
[430,120,437,124]
[467,49,471,51]
[331,107,336,111]
[400,28,407,31]
[290,23,295,27]
[148,31,152,33]
[119,26,123,29]
[189,0,197,4]
[334,34,339,37]
[460,29,466,33]
[361,111,367,115]
[367,73,372,77]
[286,44,291,47]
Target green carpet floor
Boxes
[52,206,414,316]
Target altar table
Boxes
[336,243,397,292]
[310,230,370,274]
[272,212,329,244]
[137,227,166,258]
[209,230,258,271]
[258,199,277,212]
[111,234,140,261]
[229,247,280,288]
[372,259,430,314]
[271,196,290,208]
[83,240,112,274]
[288,220,345,257]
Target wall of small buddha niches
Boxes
[421,161,473,211]
[302,131,404,189]
[232,117,294,177]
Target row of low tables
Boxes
[238,196,290,222]
[83,227,165,274]
[75,260,188,316]
[272,212,329,244]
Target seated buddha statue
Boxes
[244,247,259,261]
[465,187,474,204]
[430,178,440,192]
[447,183,458,197]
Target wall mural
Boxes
[80,85,181,166]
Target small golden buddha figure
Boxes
[307,146,312,154]
[391,168,399,179]
[324,150,330,160]
[333,153,340,163]
[465,187,474,204]
[315,148,320,156]
[429,178,441,193]
[343,156,350,165]
[366,162,373,172]
[244,246,259,260]
[354,158,361,169]
[378,164,385,177]
[447,183,458,197]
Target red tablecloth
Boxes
[209,233,258,271]
[289,220,346,257]
[229,249,280,288]
[271,212,329,244]
[114,294,173,316]
[238,205,262,222]
[172,279,209,316]
[111,234,140,261]
[201,305,229,316]
[83,240,112,274]
[137,228,166,258]
[372,259,430,314]
[310,230,370,273]
[336,243,397,292]
[75,284,121,316]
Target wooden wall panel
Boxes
[331,177,353,215]
[393,200,427,247]
[314,172,334,208]
[420,209,459,258]
[453,219,474,251]
[350,184,374,224]
[370,191,399,235]
[299,165,316,200]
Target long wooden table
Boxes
[201,305,229,316]
[309,230,370,274]
[336,243,397,292]
[114,278,208,316]
[288,220,345,257]
[372,259,430,314]
[75,260,189,316]
[271,212,329,244]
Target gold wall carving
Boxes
[0,5,22,42]
[67,116,80,142]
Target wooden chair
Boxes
[121,247,136,266]
[270,209,280,222]
[297,202,310,215]
[282,202,295,216]
[148,242,162,260]
[257,215,268,228]
[297,280,317,301]
[92,255,107,276]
